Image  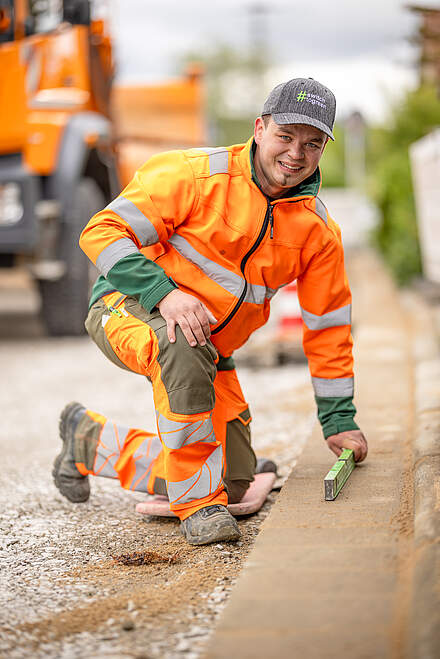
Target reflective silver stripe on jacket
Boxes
[200,148,229,175]
[157,413,215,450]
[169,234,243,296]
[244,282,273,305]
[106,196,159,246]
[315,197,328,224]
[312,376,354,397]
[167,444,223,505]
[93,421,129,478]
[169,233,275,303]
[266,287,278,300]
[130,435,163,492]
[96,238,140,277]
[301,304,351,330]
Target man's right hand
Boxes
[157,289,217,347]
[326,429,368,463]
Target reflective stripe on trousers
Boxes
[154,409,225,515]
[93,420,162,492]
[90,412,224,509]
[155,413,223,505]
[157,414,216,450]
[167,444,223,505]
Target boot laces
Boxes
[200,504,224,518]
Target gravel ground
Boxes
[0,273,316,658]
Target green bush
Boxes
[369,85,440,284]
[318,124,345,187]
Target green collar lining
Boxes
[250,139,321,200]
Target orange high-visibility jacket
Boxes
[80,137,354,400]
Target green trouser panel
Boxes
[85,299,132,373]
[152,477,168,496]
[123,297,217,414]
[85,297,217,415]
[224,414,257,503]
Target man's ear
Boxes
[254,116,265,145]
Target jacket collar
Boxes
[239,137,321,201]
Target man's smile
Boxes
[278,160,303,173]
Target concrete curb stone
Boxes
[410,543,440,659]
[413,457,440,545]
[405,291,440,659]
[204,251,422,658]
[414,408,440,463]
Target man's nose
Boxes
[287,141,305,160]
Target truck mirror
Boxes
[62,0,90,26]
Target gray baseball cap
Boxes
[262,78,336,141]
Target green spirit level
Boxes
[324,449,355,500]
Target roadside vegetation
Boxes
[368,85,440,284]
[183,46,440,285]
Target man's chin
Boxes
[277,165,308,184]
[276,173,305,188]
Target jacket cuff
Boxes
[315,395,359,439]
[140,277,178,313]
[321,417,360,439]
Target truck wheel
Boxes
[38,178,105,336]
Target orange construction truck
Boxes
[0,0,205,334]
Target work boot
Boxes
[180,504,240,546]
[52,402,90,503]
[255,457,278,475]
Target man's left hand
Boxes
[326,430,368,463]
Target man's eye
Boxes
[307,143,319,149]
[280,135,291,141]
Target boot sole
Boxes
[52,402,90,503]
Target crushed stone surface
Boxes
[0,279,316,658]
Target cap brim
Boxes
[271,112,335,141]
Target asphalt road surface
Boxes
[0,270,315,658]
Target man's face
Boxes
[253,117,327,198]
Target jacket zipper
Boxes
[268,204,274,239]
[211,201,273,335]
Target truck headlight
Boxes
[0,183,24,226]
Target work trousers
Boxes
[80,292,257,520]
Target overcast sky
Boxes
[108,0,436,123]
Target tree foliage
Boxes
[319,124,345,188]
[368,85,440,284]
[183,44,266,145]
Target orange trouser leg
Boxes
[87,292,227,521]
[76,409,163,492]
[78,368,252,494]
